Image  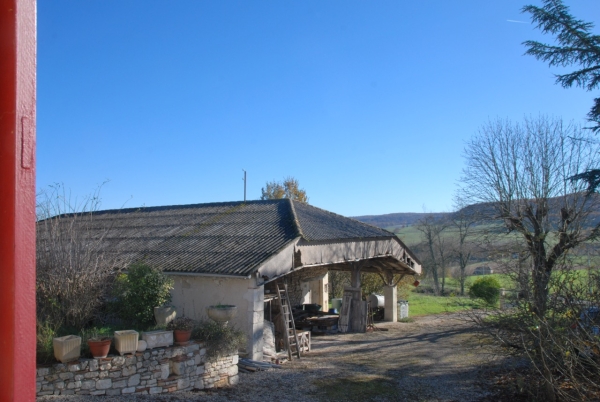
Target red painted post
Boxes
[0,0,37,400]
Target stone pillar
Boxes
[244,283,264,361]
[384,284,397,322]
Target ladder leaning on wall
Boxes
[275,281,301,360]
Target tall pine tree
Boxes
[523,0,600,191]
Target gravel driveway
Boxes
[39,312,502,402]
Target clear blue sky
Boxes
[37,1,600,217]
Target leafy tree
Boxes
[523,0,600,132]
[111,263,174,327]
[260,176,308,203]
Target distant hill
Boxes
[353,194,600,231]
[352,212,448,230]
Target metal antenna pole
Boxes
[242,169,246,202]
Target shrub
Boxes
[36,322,57,364]
[166,317,195,331]
[111,263,173,327]
[469,276,500,306]
[192,320,246,359]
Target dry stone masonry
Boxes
[36,342,238,397]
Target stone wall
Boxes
[36,342,238,397]
[286,266,328,306]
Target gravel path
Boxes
[39,313,502,402]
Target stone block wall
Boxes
[286,266,328,306]
[36,342,238,397]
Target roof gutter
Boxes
[164,271,252,279]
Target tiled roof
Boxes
[38,199,405,276]
[292,201,395,241]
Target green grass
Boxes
[407,293,483,316]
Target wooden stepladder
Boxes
[276,281,301,359]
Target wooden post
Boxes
[348,263,366,333]
[0,0,37,400]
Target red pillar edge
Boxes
[0,0,37,400]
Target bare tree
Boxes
[416,214,450,295]
[448,199,480,296]
[36,184,124,330]
[461,116,600,317]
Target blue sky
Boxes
[37,1,600,216]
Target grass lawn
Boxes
[407,293,483,316]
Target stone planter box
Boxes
[53,335,81,363]
[142,330,174,349]
[114,330,138,356]
[154,306,177,326]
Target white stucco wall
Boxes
[169,274,264,360]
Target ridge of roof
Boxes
[47,199,285,220]
[286,198,305,240]
[291,200,396,238]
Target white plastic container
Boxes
[53,335,81,363]
[114,330,139,356]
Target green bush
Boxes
[36,322,57,364]
[469,276,500,306]
[192,320,246,359]
[111,263,173,327]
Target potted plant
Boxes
[87,331,112,359]
[166,317,195,345]
[207,304,237,326]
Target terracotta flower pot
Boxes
[174,329,192,345]
[87,338,112,358]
